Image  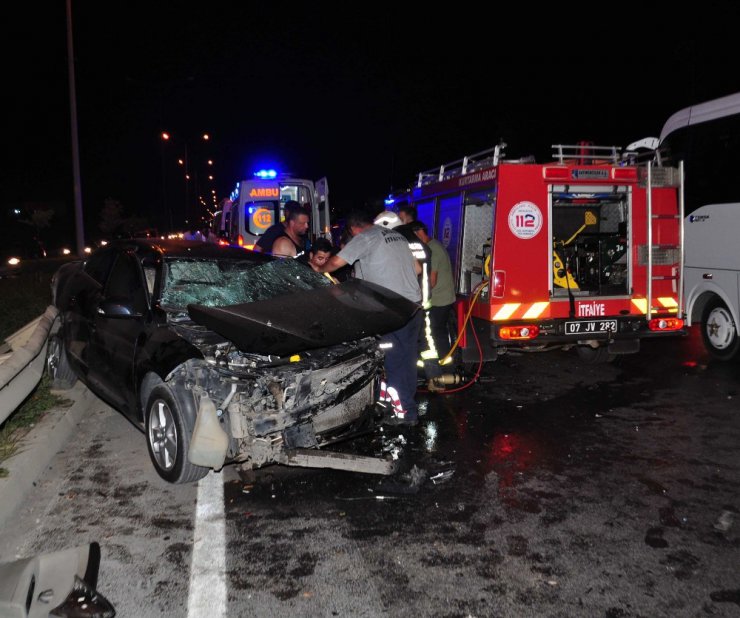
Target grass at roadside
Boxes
[0,271,52,341]
[0,374,72,477]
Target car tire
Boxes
[701,297,740,361]
[46,332,77,390]
[145,384,209,484]
[576,345,615,364]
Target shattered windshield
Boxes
[161,257,331,311]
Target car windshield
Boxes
[161,257,331,312]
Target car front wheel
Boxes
[145,385,209,484]
[701,298,740,361]
[46,332,77,390]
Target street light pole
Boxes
[66,0,85,256]
[161,132,212,231]
[160,136,173,232]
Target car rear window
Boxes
[161,257,331,310]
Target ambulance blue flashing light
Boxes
[384,195,395,206]
[254,169,278,179]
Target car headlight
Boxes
[7,257,20,266]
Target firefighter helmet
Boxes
[374,210,402,229]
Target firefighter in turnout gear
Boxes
[374,211,443,390]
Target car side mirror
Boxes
[0,542,115,617]
[97,298,143,319]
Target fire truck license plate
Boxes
[564,320,618,335]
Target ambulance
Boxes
[388,142,686,363]
[224,170,330,249]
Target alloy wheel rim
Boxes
[148,399,177,471]
[47,337,60,376]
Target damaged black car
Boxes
[47,239,417,483]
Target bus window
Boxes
[661,113,740,215]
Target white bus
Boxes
[655,92,740,359]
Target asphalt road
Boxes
[0,327,738,617]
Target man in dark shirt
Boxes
[253,201,308,255]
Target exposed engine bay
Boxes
[168,319,390,473]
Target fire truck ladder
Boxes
[552,143,621,164]
[643,161,685,318]
[416,143,508,187]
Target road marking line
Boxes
[187,472,226,618]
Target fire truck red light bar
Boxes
[612,168,638,181]
[543,167,569,180]
[648,318,684,331]
[499,325,540,340]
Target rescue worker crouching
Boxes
[310,209,423,427]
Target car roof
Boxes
[109,238,271,262]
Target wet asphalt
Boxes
[221,328,740,617]
[0,327,738,617]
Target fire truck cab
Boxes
[390,143,686,363]
[224,170,330,249]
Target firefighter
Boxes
[410,220,457,385]
[376,211,442,389]
[310,209,423,426]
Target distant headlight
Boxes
[84,247,92,254]
[7,257,20,266]
[62,248,71,255]
[100,240,108,246]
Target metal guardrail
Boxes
[0,306,57,423]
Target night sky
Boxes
[6,3,740,242]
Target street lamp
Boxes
[160,131,213,230]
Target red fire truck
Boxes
[389,143,686,364]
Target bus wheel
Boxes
[701,298,740,361]
[576,345,615,364]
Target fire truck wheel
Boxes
[576,345,615,364]
[701,297,740,361]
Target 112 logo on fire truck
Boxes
[508,201,542,239]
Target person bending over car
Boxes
[310,209,423,426]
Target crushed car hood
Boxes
[187,279,419,356]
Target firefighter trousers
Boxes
[379,311,423,420]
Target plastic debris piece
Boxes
[714,510,734,532]
[430,469,455,485]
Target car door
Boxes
[62,248,117,377]
[88,251,150,414]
